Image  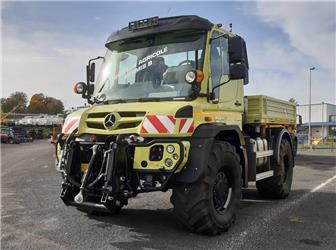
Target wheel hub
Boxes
[213,171,232,213]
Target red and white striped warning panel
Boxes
[179,118,194,133]
[140,115,176,134]
[62,117,79,134]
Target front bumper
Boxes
[57,134,190,210]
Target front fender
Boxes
[272,128,294,165]
[62,108,88,134]
[173,124,246,184]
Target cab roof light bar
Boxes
[129,16,159,31]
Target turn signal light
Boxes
[185,70,204,84]
[195,70,204,84]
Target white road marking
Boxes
[310,175,336,193]
[232,174,336,248]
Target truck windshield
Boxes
[93,30,205,103]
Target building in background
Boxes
[297,103,336,143]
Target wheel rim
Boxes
[213,171,232,214]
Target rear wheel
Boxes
[171,141,242,235]
[257,139,293,199]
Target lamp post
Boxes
[308,67,315,150]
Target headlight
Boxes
[166,144,175,154]
[185,71,196,84]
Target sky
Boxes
[1,1,335,109]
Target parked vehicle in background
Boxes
[17,114,64,126]
[0,127,21,144]
[28,130,37,140]
[51,114,64,125]
[11,126,32,143]
[2,119,16,126]
[21,116,36,126]
[36,115,47,126]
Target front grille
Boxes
[118,112,146,117]
[87,112,146,119]
[86,111,145,131]
[87,113,109,119]
[86,122,105,130]
[115,122,142,129]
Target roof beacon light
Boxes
[129,16,159,30]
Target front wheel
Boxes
[171,141,242,235]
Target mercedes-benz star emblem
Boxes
[104,113,116,129]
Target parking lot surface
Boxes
[1,140,336,250]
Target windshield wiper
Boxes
[103,99,127,104]
[137,97,161,102]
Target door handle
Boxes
[234,100,242,106]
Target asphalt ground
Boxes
[1,140,335,250]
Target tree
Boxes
[0,92,28,113]
[27,93,64,114]
[45,97,64,114]
[27,94,47,113]
[289,98,298,105]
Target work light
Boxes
[73,82,86,94]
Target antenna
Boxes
[229,23,232,32]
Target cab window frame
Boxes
[209,30,230,99]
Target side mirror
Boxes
[230,64,248,82]
[228,36,248,65]
[73,82,87,94]
[89,62,95,82]
[228,36,249,85]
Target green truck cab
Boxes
[56,16,297,235]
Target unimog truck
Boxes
[56,15,297,235]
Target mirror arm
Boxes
[211,79,231,93]
[210,33,229,43]
[208,79,231,101]
[88,56,105,65]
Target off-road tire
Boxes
[171,141,242,235]
[257,139,293,199]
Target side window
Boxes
[210,32,229,98]
[210,32,222,98]
[221,37,229,75]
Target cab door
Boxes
[209,31,243,126]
